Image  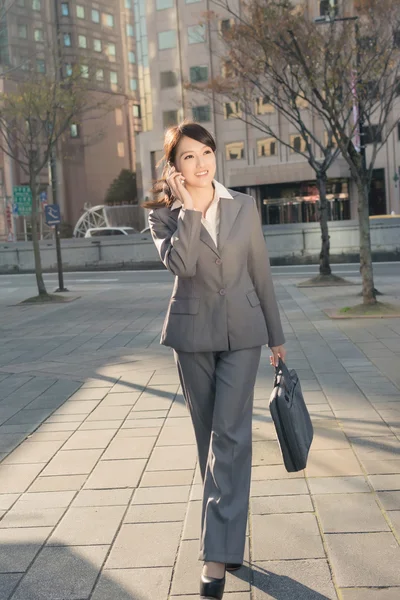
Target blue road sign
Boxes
[44,204,61,226]
[40,191,48,202]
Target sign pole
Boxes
[49,148,68,292]
[54,223,65,292]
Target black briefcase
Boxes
[269,358,313,472]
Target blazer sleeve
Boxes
[148,207,203,278]
[248,198,285,348]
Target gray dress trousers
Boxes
[174,347,262,563]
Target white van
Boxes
[84,227,137,238]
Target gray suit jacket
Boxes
[148,189,285,352]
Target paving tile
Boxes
[85,405,132,421]
[48,505,125,545]
[156,425,196,446]
[102,436,156,460]
[114,427,161,438]
[2,442,63,465]
[0,463,45,494]
[41,449,102,476]
[26,431,73,443]
[0,506,66,528]
[251,495,313,515]
[314,493,389,533]
[0,527,52,572]
[0,574,21,600]
[311,427,350,450]
[350,436,400,462]
[251,479,308,497]
[72,489,132,507]
[252,513,324,560]
[377,491,400,510]
[15,491,75,508]
[11,545,108,599]
[388,510,400,535]
[308,476,370,495]
[340,590,400,600]
[146,445,197,471]
[0,494,19,511]
[53,400,101,416]
[140,469,194,487]
[362,459,400,474]
[121,418,164,429]
[251,465,304,480]
[252,559,336,600]
[124,502,187,523]
[132,485,190,505]
[306,449,363,477]
[69,388,109,400]
[325,532,400,586]
[35,421,83,432]
[369,474,400,491]
[92,567,172,600]
[62,429,116,450]
[84,459,146,489]
[106,522,182,568]
[97,392,141,407]
[182,500,201,540]
[28,475,87,492]
[252,441,282,466]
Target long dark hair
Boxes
[143,121,217,209]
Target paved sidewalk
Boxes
[0,272,400,599]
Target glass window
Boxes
[107,42,116,57]
[117,142,125,157]
[34,29,44,42]
[91,9,100,23]
[158,30,176,50]
[80,64,89,78]
[220,19,234,33]
[70,123,80,138]
[133,104,141,118]
[104,13,114,27]
[225,141,244,160]
[36,59,45,73]
[125,0,132,7]
[65,63,73,76]
[128,51,135,64]
[76,5,85,18]
[130,78,137,91]
[78,35,87,49]
[320,0,338,17]
[186,0,201,3]
[94,39,102,52]
[96,68,104,81]
[63,33,71,47]
[189,65,208,83]
[110,71,118,84]
[156,0,173,9]
[161,70,178,88]
[163,110,178,128]
[188,24,206,44]
[32,0,41,11]
[115,108,123,125]
[192,106,211,123]
[126,24,134,37]
[223,101,240,119]
[61,2,69,16]
[18,25,27,39]
[17,0,25,6]
[255,96,274,115]
[290,134,307,153]
[257,138,277,157]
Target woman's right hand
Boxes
[166,166,196,210]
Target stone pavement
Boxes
[0,271,400,599]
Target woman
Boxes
[145,122,286,600]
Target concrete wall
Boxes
[1,219,399,273]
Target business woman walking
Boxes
[146,122,286,600]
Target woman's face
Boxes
[173,135,216,189]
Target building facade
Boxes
[0,0,141,238]
[134,0,400,225]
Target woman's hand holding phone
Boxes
[166,166,198,211]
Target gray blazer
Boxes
[148,189,285,353]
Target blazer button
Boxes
[219,289,226,296]
[215,258,222,265]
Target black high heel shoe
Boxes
[226,563,242,572]
[200,571,226,599]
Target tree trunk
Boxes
[357,178,376,304]
[316,172,331,276]
[30,176,47,297]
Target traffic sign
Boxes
[13,186,32,216]
[40,191,48,202]
[44,204,61,226]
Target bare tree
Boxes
[208,0,400,304]
[0,53,116,297]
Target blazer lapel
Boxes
[200,225,220,257]
[218,195,242,251]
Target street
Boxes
[0,268,399,599]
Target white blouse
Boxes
[170,180,233,248]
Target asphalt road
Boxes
[0,261,400,290]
